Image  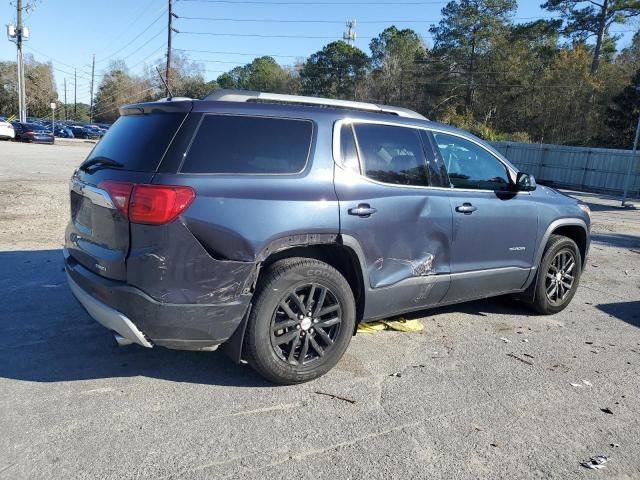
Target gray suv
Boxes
[65,90,591,384]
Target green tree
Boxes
[541,0,640,74]
[299,41,369,99]
[605,68,640,147]
[0,55,58,118]
[216,56,295,93]
[94,61,153,122]
[24,56,58,118]
[367,27,426,108]
[429,0,517,110]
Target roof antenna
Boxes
[156,66,173,100]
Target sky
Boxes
[0,0,637,104]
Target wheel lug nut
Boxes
[298,314,303,319]
[309,328,314,333]
[313,319,318,323]
[296,325,300,330]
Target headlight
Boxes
[578,203,591,219]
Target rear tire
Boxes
[530,234,582,314]
[244,257,355,385]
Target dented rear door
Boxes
[334,121,452,319]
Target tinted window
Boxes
[432,132,511,191]
[339,124,360,173]
[352,123,430,187]
[181,115,312,174]
[85,113,186,172]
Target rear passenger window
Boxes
[181,115,313,174]
[352,123,430,187]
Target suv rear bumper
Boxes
[64,249,251,350]
[67,273,153,348]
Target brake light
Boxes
[98,181,134,217]
[98,181,194,225]
[129,185,195,225]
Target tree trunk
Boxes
[466,34,476,109]
[591,0,609,75]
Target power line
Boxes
[178,0,448,4]
[175,14,561,24]
[175,28,635,40]
[173,47,301,58]
[96,8,168,64]
[177,30,379,39]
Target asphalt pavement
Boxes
[0,141,639,479]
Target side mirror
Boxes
[516,172,536,192]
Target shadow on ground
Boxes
[591,232,640,249]
[597,301,640,328]
[0,249,558,386]
[564,190,640,213]
[0,249,271,387]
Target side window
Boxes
[339,124,361,174]
[432,132,511,191]
[181,115,313,174]
[352,123,430,187]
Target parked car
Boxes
[0,117,15,140]
[84,126,105,138]
[11,122,54,144]
[69,126,92,139]
[65,90,591,384]
[54,126,74,138]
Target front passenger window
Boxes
[433,132,511,191]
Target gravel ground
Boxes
[0,141,639,479]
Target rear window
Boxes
[180,114,313,174]
[85,113,186,172]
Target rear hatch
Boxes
[66,103,190,280]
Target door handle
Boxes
[455,202,477,214]
[348,203,377,217]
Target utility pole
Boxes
[165,0,173,97]
[17,0,26,121]
[74,69,77,121]
[89,54,95,123]
[621,113,640,208]
[64,78,67,121]
[8,0,29,122]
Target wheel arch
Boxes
[258,241,366,325]
[529,218,589,284]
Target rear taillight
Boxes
[98,181,194,225]
[129,185,195,225]
[98,181,134,217]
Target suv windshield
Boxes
[84,112,186,172]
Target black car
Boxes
[12,122,54,144]
[65,90,591,384]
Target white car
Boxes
[0,119,15,140]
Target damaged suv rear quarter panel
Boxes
[128,105,341,307]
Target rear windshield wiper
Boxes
[79,157,124,172]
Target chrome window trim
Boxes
[332,117,528,195]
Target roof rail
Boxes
[203,89,427,120]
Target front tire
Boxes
[530,234,582,314]
[244,258,356,385]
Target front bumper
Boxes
[64,250,251,349]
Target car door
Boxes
[333,120,453,320]
[429,130,539,303]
